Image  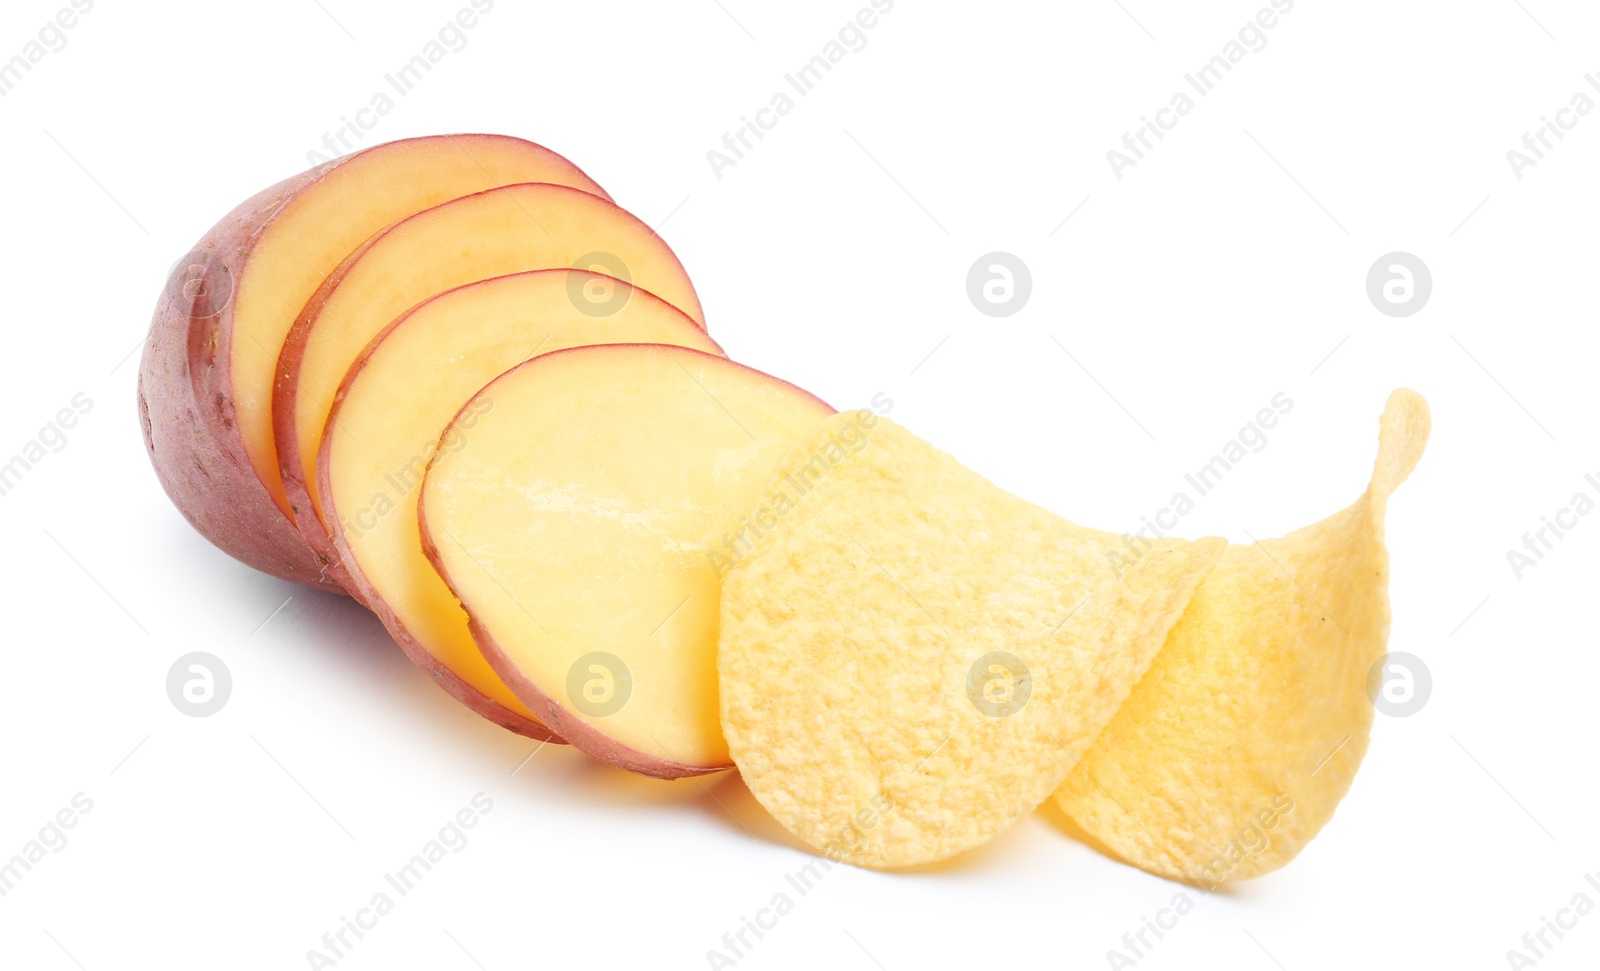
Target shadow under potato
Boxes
[242,572,1234,876]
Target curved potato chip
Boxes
[719,412,1226,868]
[1053,388,1429,884]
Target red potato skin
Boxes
[274,232,384,596]
[138,162,350,592]
[409,627,564,742]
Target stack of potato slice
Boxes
[139,134,1429,879]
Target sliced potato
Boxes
[1054,389,1430,884]
[718,413,1226,867]
[139,134,606,588]
[320,271,723,739]
[420,344,832,776]
[276,182,704,564]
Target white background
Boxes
[1,1,1596,968]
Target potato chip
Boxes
[718,412,1226,867]
[1053,389,1430,884]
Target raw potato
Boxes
[419,344,833,778]
[138,134,607,588]
[718,413,1227,868]
[276,182,706,581]
[1054,389,1429,884]
[320,271,724,739]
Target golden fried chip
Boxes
[1053,389,1430,884]
[718,412,1226,868]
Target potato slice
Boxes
[718,414,1226,868]
[139,135,606,588]
[419,345,832,776]
[320,271,722,739]
[275,182,704,574]
[1054,389,1429,884]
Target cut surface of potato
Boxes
[1054,389,1429,885]
[277,183,704,542]
[717,414,1226,868]
[420,345,831,778]
[321,271,723,738]
[139,134,606,588]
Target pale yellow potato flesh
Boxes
[420,345,832,777]
[322,271,723,733]
[1054,389,1429,885]
[230,135,606,516]
[718,414,1227,868]
[280,182,704,526]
